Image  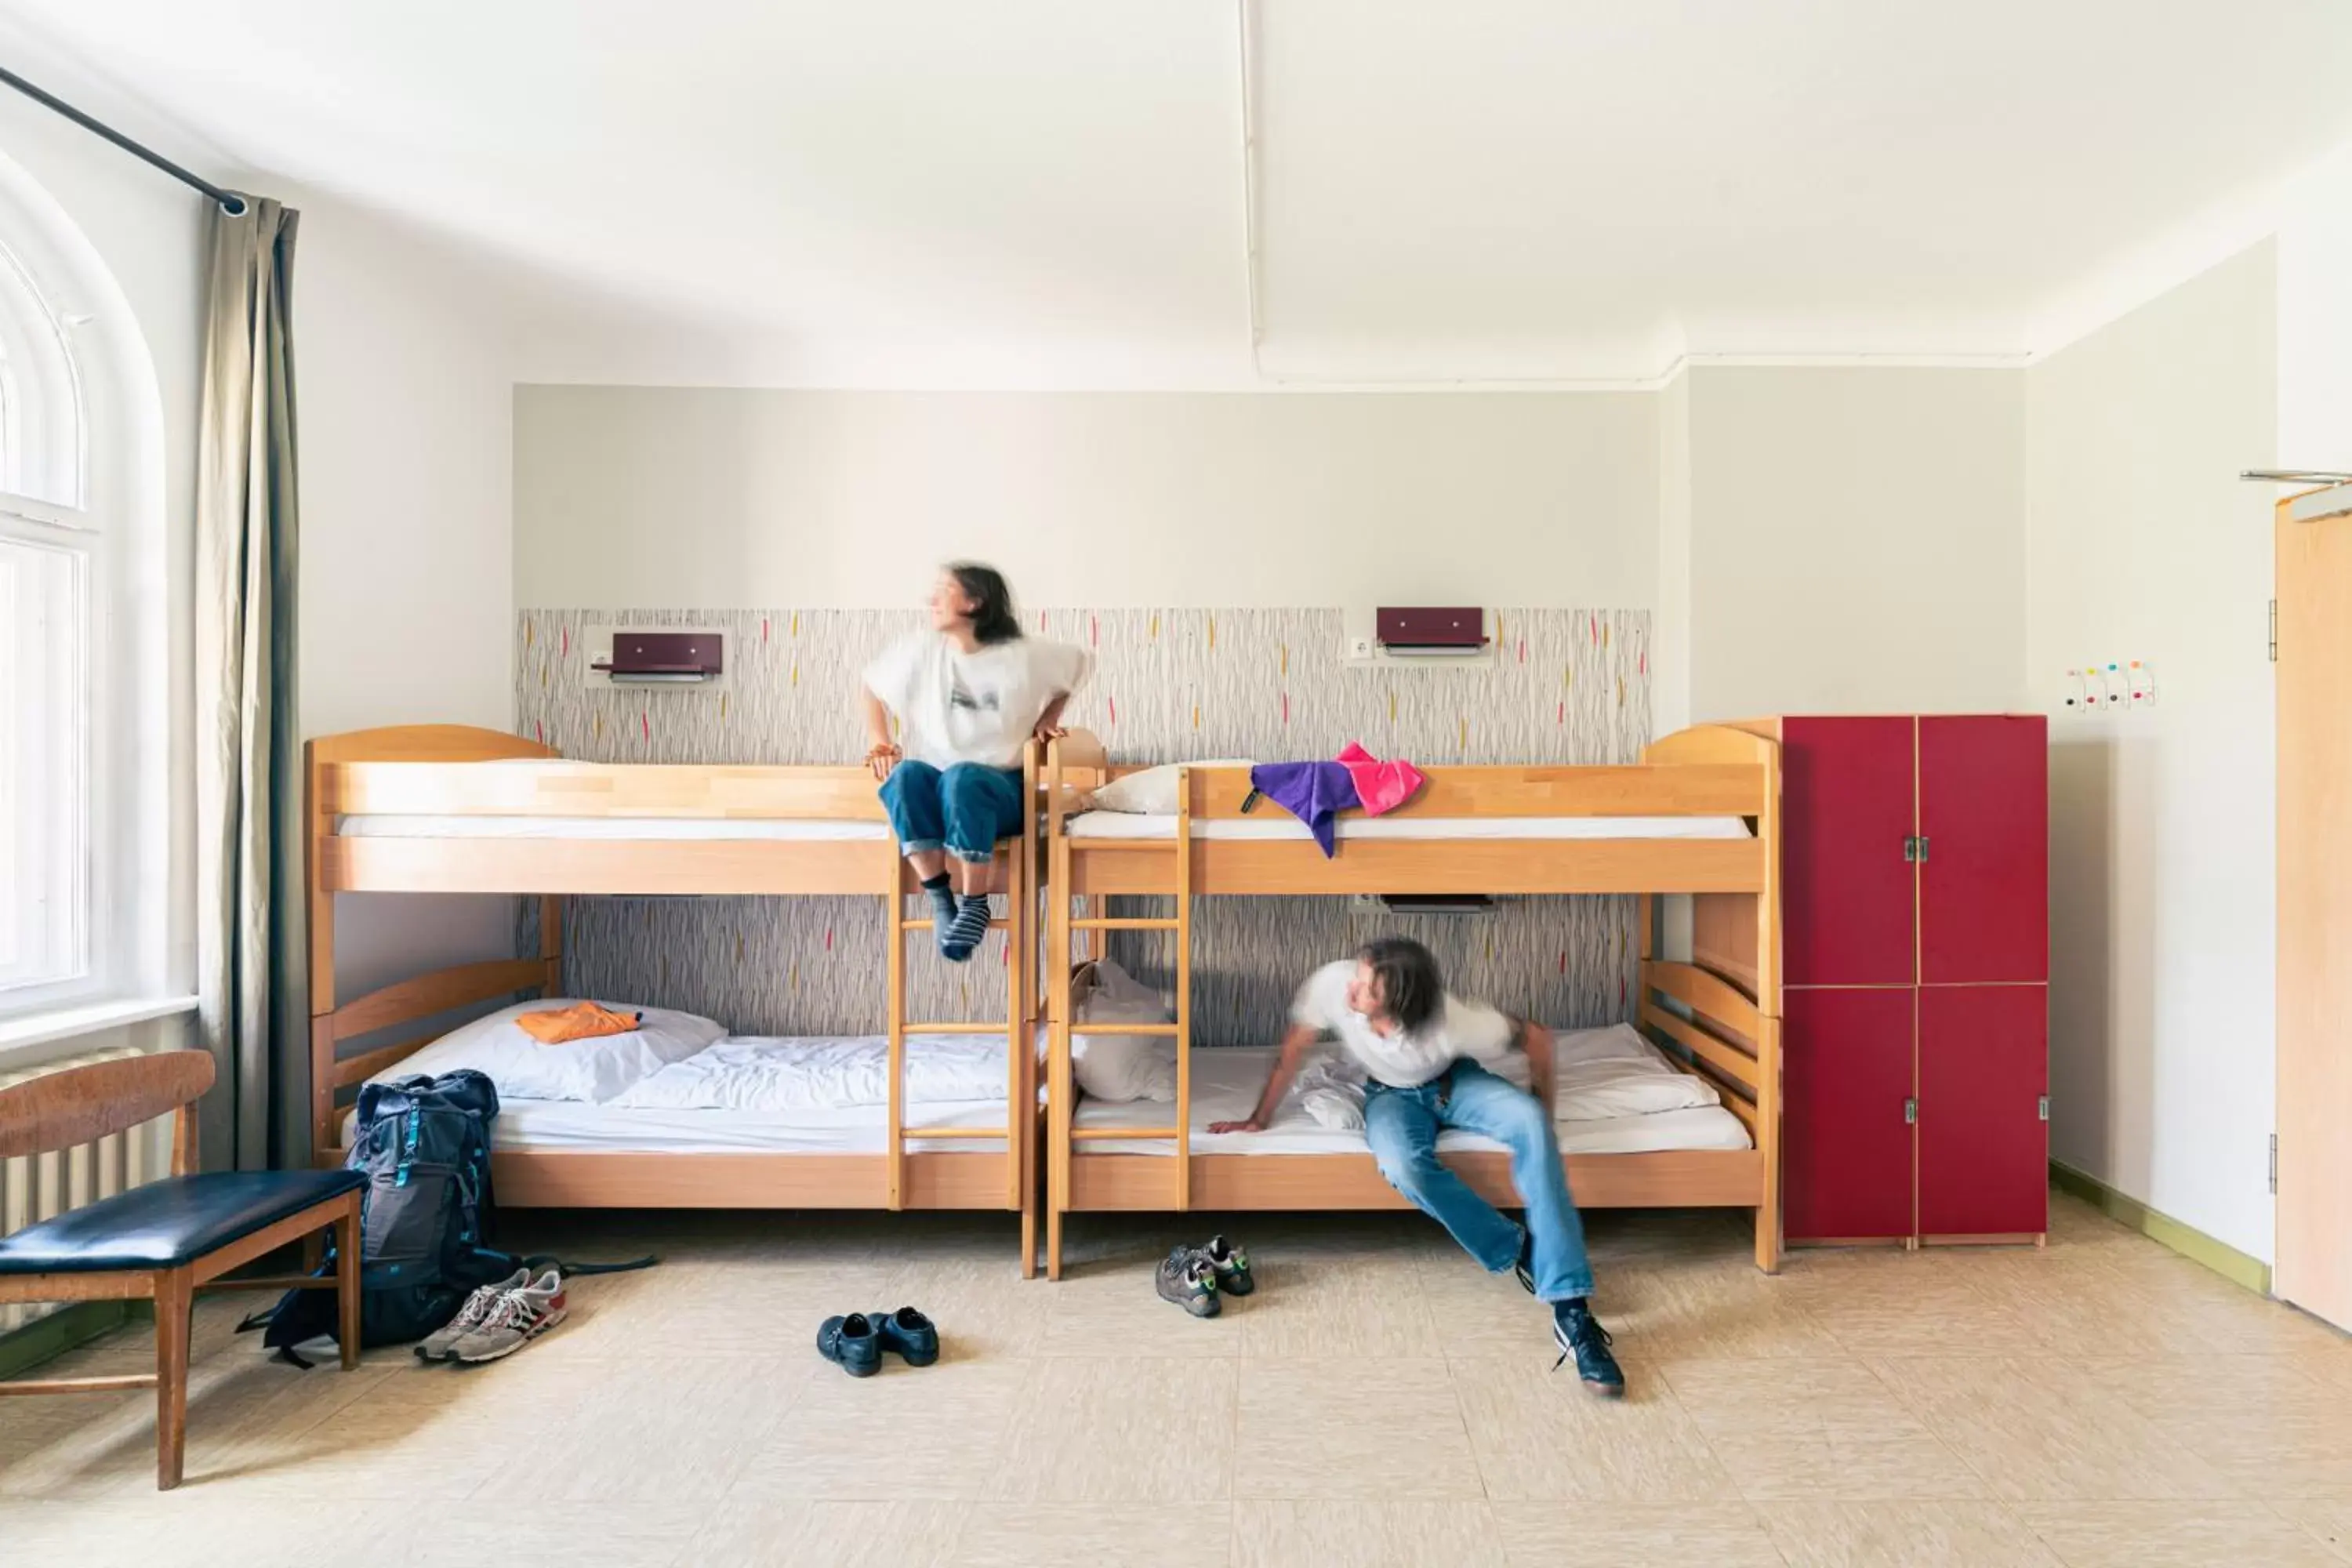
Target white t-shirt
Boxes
[1288,959,1518,1089]
[863,632,1091,769]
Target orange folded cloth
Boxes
[515,1002,643,1044]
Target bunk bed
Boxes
[306,725,1043,1272]
[1041,724,1783,1278]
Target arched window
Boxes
[0,148,167,1020]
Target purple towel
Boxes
[1249,762,1361,857]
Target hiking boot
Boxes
[1513,1232,1536,1297]
[818,1312,883,1377]
[871,1306,939,1367]
[416,1266,532,1362]
[1551,1301,1624,1397]
[449,1269,568,1364]
[1156,1247,1221,1318]
[1198,1235,1255,1297]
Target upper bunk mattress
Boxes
[338,815,891,841]
[1064,813,1752,841]
[1069,1045,1752,1157]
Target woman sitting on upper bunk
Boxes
[1210,937,1624,1396]
[860,561,1088,961]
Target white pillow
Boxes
[1069,959,1178,1102]
[1088,760,1253,815]
[371,999,725,1103]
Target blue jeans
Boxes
[1363,1059,1594,1301]
[880,761,1023,865]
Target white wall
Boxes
[1683,366,2028,721]
[513,387,1658,611]
[2024,241,2278,1261]
[1653,372,1693,735]
[2277,141,2352,471]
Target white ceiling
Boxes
[8,1,2352,386]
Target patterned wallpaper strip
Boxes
[515,608,1651,1043]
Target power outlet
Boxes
[1347,637,1374,661]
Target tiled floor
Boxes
[4,1191,2350,1566]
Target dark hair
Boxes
[1358,937,1443,1034]
[946,561,1023,646]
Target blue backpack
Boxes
[256,1069,520,1358]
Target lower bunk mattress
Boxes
[342,1095,1022,1156]
[1069,1045,1751,1157]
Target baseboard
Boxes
[2049,1160,2272,1296]
[0,1299,151,1381]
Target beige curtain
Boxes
[195,195,299,1174]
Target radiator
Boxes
[0,1044,169,1336]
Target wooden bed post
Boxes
[885,848,907,1213]
[1044,736,1070,1279]
[1172,766,1193,1214]
[1754,742,1784,1275]
[305,740,338,1167]
[539,895,564,997]
[1008,742,1035,1232]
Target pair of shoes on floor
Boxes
[1155,1234,1255,1319]
[416,1267,570,1365]
[817,1305,939,1377]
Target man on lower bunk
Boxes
[1210,937,1625,1396]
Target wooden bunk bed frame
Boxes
[1041,724,1784,1279]
[305,724,1044,1273]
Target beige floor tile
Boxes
[2012,1501,2348,1567]
[2270,1498,2352,1563]
[877,1253,1053,1361]
[1870,1356,2239,1503]
[2098,1250,2347,1356]
[1232,1501,1507,1568]
[2080,1354,2352,1499]
[485,1357,800,1503]
[1781,1255,2041,1357]
[1414,1251,1573,1356]
[1449,1354,1733,1502]
[1604,1257,1847,1362]
[1662,1358,1980,1501]
[560,1257,900,1360]
[1952,1251,2185,1359]
[735,1355,1020,1501]
[683,1496,962,1568]
[1491,1501,1786,1567]
[1236,1252,1446,1359]
[946,1504,1222,1567]
[989,1357,1236,1503]
[1763,1500,2061,1567]
[1036,1260,1249,1359]
[1232,1358,1484,1502]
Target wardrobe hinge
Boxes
[1903,1097,1918,1126]
[2037,1095,2049,1123]
[1901,835,1930,863]
[2270,599,2278,662]
[2270,1134,2279,1194]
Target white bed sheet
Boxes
[342,1094,1017,1156]
[339,815,891,841]
[1069,1047,1751,1157]
[1064,812,1751,841]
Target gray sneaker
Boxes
[416,1267,531,1362]
[1156,1247,1221,1318]
[448,1268,569,1363]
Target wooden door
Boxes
[1916,984,2048,1239]
[1783,986,1916,1241]
[2278,486,2352,1328]
[1918,716,2048,985]
[1782,717,1918,986]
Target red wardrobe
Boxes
[1717,715,2049,1247]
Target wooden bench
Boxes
[0,1050,364,1490]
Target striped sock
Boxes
[941,894,993,960]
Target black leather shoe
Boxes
[871,1305,939,1367]
[818,1312,881,1377]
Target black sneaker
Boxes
[1156,1247,1221,1318]
[870,1305,939,1367]
[1198,1235,1255,1297]
[1552,1301,1624,1397]
[1513,1232,1536,1297]
[818,1312,882,1377]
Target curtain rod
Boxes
[0,64,247,216]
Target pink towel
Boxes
[1336,742,1425,816]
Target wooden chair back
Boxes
[0,1050,214,1171]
